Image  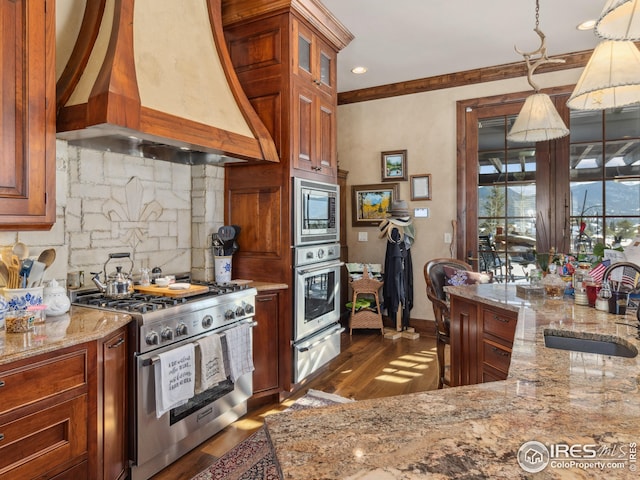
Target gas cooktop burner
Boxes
[75,292,187,313]
[195,281,252,295]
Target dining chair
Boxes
[424,258,473,389]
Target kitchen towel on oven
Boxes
[154,343,195,418]
[224,323,254,382]
[194,334,227,394]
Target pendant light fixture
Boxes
[507,0,569,143]
[596,0,640,40]
[567,0,640,110]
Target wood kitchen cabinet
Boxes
[291,18,337,176]
[0,327,129,480]
[0,343,93,479]
[222,0,352,394]
[223,3,347,182]
[97,327,128,480]
[252,290,283,397]
[449,294,517,387]
[0,0,56,230]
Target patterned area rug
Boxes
[190,390,352,480]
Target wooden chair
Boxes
[424,258,473,389]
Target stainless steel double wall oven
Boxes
[292,178,343,383]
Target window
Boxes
[457,90,640,282]
[569,107,640,253]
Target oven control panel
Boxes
[294,242,341,267]
[138,290,256,354]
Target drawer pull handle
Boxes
[0,380,4,388]
[493,314,509,323]
[0,433,4,442]
[108,337,125,349]
[492,347,510,357]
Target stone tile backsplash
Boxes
[0,140,224,287]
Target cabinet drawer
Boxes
[51,460,88,480]
[0,395,88,479]
[0,350,88,417]
[483,339,512,374]
[482,365,508,383]
[482,308,517,343]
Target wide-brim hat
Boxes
[387,199,410,217]
[385,199,412,225]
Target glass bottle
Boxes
[543,264,565,299]
[573,262,591,306]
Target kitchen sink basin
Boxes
[543,330,638,358]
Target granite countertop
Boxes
[266,283,640,479]
[0,306,132,366]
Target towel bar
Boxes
[142,320,257,366]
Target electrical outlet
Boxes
[444,233,452,244]
[358,232,368,242]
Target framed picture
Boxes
[351,183,399,226]
[410,174,431,200]
[381,150,407,181]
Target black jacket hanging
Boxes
[382,226,413,330]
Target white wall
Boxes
[337,69,584,322]
[0,141,225,288]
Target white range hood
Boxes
[55,0,278,165]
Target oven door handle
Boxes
[142,320,257,367]
[296,261,343,275]
[295,325,345,352]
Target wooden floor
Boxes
[150,330,438,480]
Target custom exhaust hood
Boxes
[55,0,278,165]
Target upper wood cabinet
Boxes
[293,18,336,98]
[0,0,56,230]
[222,0,352,181]
[292,82,336,177]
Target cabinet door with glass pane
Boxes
[293,17,336,98]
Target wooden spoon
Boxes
[37,248,56,269]
[12,241,29,260]
[0,261,9,287]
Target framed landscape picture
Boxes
[351,183,399,226]
[381,150,407,181]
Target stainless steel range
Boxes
[71,280,257,480]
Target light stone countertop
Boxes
[265,283,640,479]
[0,306,132,366]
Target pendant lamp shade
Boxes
[567,40,640,110]
[507,93,570,142]
[596,0,640,40]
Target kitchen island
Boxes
[265,283,640,479]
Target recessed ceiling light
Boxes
[351,66,368,75]
[577,19,596,31]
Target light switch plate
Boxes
[358,231,368,242]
